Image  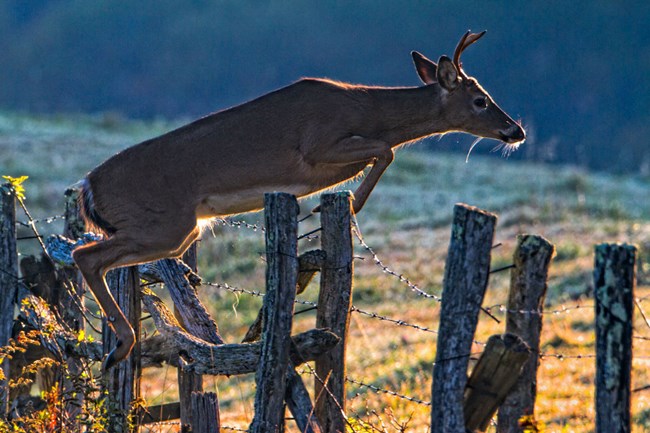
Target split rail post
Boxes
[250,192,299,433]
[594,243,636,433]
[497,234,555,432]
[315,191,354,433]
[430,203,496,433]
[104,266,141,433]
[0,183,18,419]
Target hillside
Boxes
[2,111,650,431]
[2,1,650,173]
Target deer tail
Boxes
[76,177,116,237]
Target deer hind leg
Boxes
[72,223,199,370]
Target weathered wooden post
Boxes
[431,203,496,433]
[104,267,141,433]
[176,243,220,429]
[594,243,636,433]
[62,188,86,332]
[464,333,530,432]
[61,188,87,424]
[497,234,555,432]
[190,391,220,433]
[143,255,223,428]
[0,183,18,419]
[315,191,353,433]
[286,361,322,433]
[251,192,299,433]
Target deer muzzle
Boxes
[499,123,526,145]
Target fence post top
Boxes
[452,202,497,220]
[595,243,637,253]
[263,192,299,213]
[321,191,352,198]
[515,234,556,258]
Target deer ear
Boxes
[436,56,460,91]
[411,51,437,85]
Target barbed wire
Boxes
[636,293,650,303]
[11,209,644,363]
[483,302,594,317]
[202,277,650,361]
[202,278,491,347]
[350,305,440,336]
[144,420,249,432]
[345,377,431,407]
[213,212,602,321]
[351,306,491,349]
[538,352,596,360]
[16,214,65,227]
[215,218,264,232]
[9,205,650,428]
[350,219,442,302]
[214,217,321,241]
[221,425,250,432]
[12,199,98,333]
[202,280,318,308]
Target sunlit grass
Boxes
[4,112,650,431]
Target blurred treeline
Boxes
[0,1,648,173]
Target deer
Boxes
[72,31,526,370]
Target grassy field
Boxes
[2,110,650,432]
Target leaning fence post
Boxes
[497,234,555,432]
[286,360,322,433]
[430,203,496,433]
[104,267,141,433]
[250,192,299,433]
[464,333,530,432]
[315,191,353,433]
[0,183,18,419]
[594,243,636,433]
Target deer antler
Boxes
[453,30,487,77]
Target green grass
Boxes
[3,111,650,432]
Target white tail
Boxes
[73,31,525,369]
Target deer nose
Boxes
[499,123,526,144]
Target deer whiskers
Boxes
[491,141,519,158]
[465,137,484,163]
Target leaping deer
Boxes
[73,31,525,370]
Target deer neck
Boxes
[367,85,449,146]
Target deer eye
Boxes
[473,97,487,109]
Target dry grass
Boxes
[3,111,650,432]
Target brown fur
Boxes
[73,42,526,369]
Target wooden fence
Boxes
[0,182,639,432]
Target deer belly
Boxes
[196,184,315,217]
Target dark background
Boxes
[1,1,648,172]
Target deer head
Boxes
[411,31,525,148]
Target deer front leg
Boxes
[349,150,393,214]
[306,136,394,214]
